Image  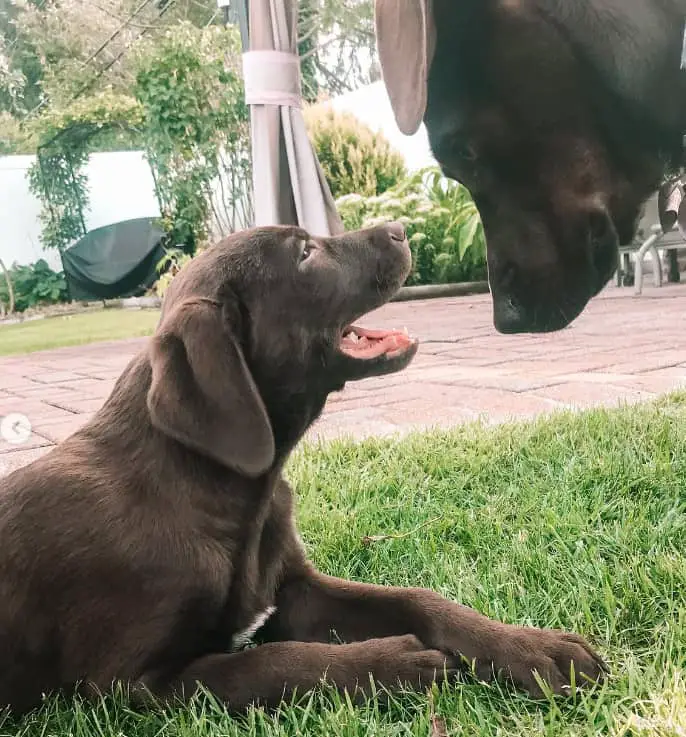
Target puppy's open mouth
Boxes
[340,325,417,360]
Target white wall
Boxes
[0,150,161,270]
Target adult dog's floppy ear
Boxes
[375,0,436,135]
[147,297,275,477]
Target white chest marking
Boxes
[231,606,277,651]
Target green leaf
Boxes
[458,214,481,259]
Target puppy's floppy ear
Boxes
[375,0,436,135]
[147,297,275,477]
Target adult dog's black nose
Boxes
[493,295,527,334]
[493,294,577,334]
[385,221,406,242]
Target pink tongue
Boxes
[340,332,408,359]
[352,326,396,340]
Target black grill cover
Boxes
[61,218,166,301]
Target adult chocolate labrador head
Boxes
[149,222,417,470]
[376,0,686,332]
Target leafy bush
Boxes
[0,112,34,154]
[134,23,251,253]
[337,167,487,286]
[153,247,194,299]
[0,259,69,313]
[27,91,145,253]
[304,107,406,199]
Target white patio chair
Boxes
[617,191,686,294]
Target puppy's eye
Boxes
[300,241,314,262]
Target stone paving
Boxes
[1,283,685,477]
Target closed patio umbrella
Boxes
[239,0,343,236]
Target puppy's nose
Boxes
[386,221,406,242]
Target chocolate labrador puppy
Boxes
[0,224,605,717]
[376,0,686,333]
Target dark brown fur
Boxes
[0,224,605,716]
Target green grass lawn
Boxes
[4,395,686,736]
[0,309,161,356]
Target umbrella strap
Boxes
[243,50,302,108]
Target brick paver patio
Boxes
[1,284,685,478]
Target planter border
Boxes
[392,281,490,302]
[0,282,491,325]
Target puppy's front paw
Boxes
[361,634,458,690]
[487,627,608,698]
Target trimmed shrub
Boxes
[304,107,406,199]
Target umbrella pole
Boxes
[235,0,249,52]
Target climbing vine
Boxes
[27,91,144,252]
[134,23,251,252]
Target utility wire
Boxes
[24,0,164,120]
[69,0,175,104]
[31,0,175,150]
[77,0,156,72]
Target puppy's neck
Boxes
[95,352,328,482]
[264,389,330,463]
